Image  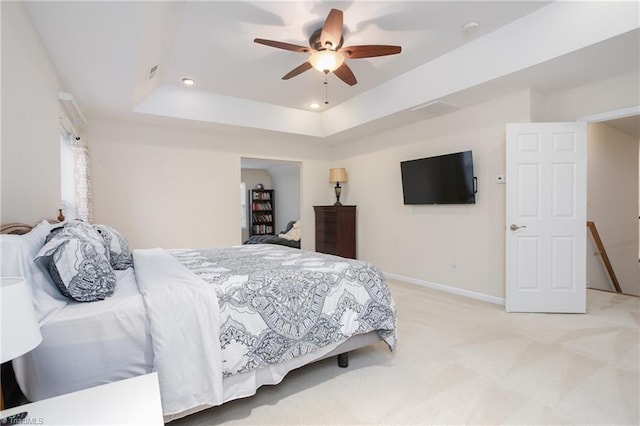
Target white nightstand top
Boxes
[1,372,163,425]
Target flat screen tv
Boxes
[400,150,477,205]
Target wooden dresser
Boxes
[313,205,356,259]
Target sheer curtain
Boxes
[60,132,93,223]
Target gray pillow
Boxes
[93,224,133,270]
[35,221,116,302]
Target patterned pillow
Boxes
[93,224,133,270]
[35,221,116,302]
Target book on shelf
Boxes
[252,191,272,201]
[252,201,272,211]
[252,224,273,234]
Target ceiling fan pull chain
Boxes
[324,74,329,105]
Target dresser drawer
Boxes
[315,218,336,234]
[316,241,337,255]
[315,231,336,244]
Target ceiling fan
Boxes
[254,8,401,86]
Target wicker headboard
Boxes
[0,223,34,235]
[1,211,65,235]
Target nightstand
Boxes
[0,373,163,425]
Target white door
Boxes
[505,122,587,313]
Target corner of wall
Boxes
[529,89,547,122]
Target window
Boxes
[240,182,247,228]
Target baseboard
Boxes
[383,272,505,306]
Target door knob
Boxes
[510,224,527,231]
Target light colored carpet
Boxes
[172,280,640,425]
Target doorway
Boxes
[240,158,301,243]
[583,107,640,296]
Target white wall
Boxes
[586,123,639,295]
[89,118,330,250]
[0,2,66,224]
[270,165,301,233]
[241,169,272,193]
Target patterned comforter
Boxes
[171,245,396,376]
[133,244,396,418]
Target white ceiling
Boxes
[23,1,639,144]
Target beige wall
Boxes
[3,0,638,302]
[89,119,330,250]
[241,169,272,193]
[586,123,639,295]
[331,90,532,300]
[539,72,640,122]
[0,2,66,224]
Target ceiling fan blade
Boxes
[282,61,313,80]
[254,38,311,53]
[320,9,343,50]
[333,63,357,86]
[339,45,402,59]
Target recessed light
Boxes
[181,77,195,86]
[308,102,321,109]
[462,21,479,34]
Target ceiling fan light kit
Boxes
[309,50,344,73]
[254,8,401,87]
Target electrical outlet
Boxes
[450,259,458,271]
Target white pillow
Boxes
[0,220,68,325]
[278,220,301,241]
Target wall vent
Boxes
[411,100,459,117]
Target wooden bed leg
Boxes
[337,353,349,368]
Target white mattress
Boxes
[13,269,154,401]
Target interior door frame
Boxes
[579,105,640,294]
[578,105,640,124]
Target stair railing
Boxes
[586,221,622,293]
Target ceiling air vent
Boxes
[411,100,459,117]
[148,64,159,80]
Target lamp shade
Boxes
[309,50,345,73]
[329,168,347,184]
[1,277,42,363]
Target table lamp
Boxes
[329,168,347,206]
[1,277,42,419]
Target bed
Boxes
[0,219,396,422]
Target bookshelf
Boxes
[250,189,275,236]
